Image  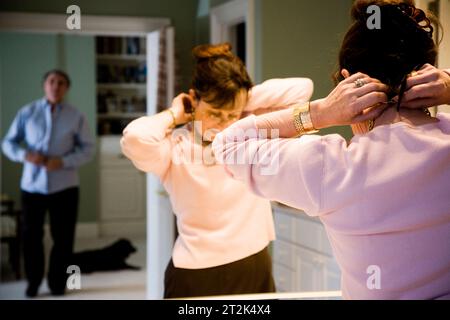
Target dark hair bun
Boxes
[335,0,438,97]
[191,43,252,107]
[192,43,233,61]
[351,0,433,37]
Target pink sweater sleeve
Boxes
[120,113,172,178]
[212,115,350,216]
[244,78,313,115]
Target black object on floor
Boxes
[71,238,140,273]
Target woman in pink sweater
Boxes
[213,1,450,299]
[121,43,321,298]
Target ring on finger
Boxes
[354,78,366,88]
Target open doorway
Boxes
[229,21,246,64]
[210,0,255,80]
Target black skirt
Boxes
[164,246,275,298]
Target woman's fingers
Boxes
[354,82,389,98]
[341,69,351,79]
[354,91,388,115]
[416,63,434,74]
[403,83,439,102]
[412,64,433,77]
[406,70,439,90]
[403,66,450,107]
[325,73,388,125]
[342,72,370,85]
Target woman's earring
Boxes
[368,119,375,131]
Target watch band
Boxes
[292,102,319,137]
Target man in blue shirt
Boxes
[2,69,94,297]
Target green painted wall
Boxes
[0,33,58,212]
[62,35,97,223]
[0,32,97,222]
[196,0,211,45]
[258,0,354,138]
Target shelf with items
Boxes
[96,35,147,136]
[96,89,147,135]
[96,36,146,56]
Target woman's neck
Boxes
[373,106,438,129]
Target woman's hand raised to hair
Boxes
[310,71,389,129]
[399,64,450,109]
[169,93,193,125]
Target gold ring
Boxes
[354,78,366,88]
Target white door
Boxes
[146,27,176,299]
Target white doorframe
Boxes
[146,27,176,299]
[0,12,169,36]
[210,0,255,80]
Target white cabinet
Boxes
[98,136,146,236]
[272,203,341,293]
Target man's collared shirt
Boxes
[2,98,95,194]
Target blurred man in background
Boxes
[1,70,94,297]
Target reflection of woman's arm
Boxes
[244,78,314,116]
[121,111,173,177]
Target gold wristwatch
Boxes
[292,102,319,137]
[166,108,177,129]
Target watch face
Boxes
[293,102,318,135]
